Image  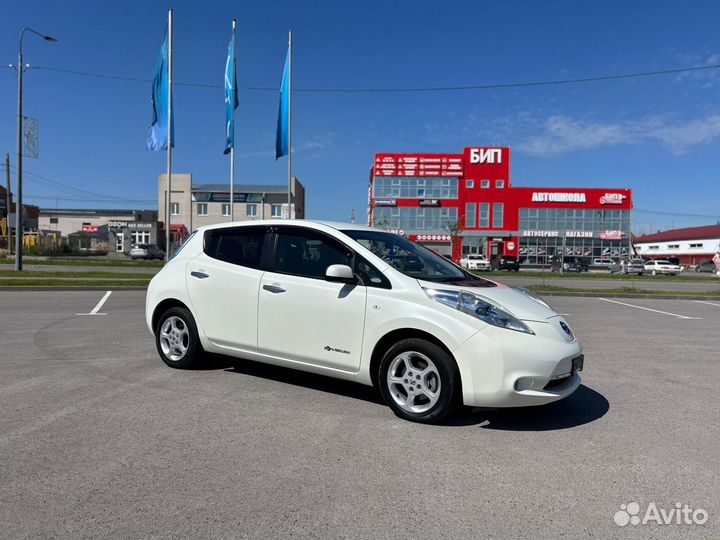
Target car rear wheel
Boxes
[378,338,460,423]
[155,307,203,369]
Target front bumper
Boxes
[454,317,583,407]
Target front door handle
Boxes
[263,283,286,294]
[190,270,210,279]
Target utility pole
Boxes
[5,154,11,255]
[16,38,23,270]
[15,27,57,271]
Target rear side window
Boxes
[205,227,268,269]
[275,228,352,279]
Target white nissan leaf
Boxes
[146,221,583,423]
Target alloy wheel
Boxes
[386,351,441,414]
[159,316,190,361]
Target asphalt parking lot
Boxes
[1,290,718,539]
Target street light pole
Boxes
[15,27,57,271]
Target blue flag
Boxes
[275,48,290,159]
[223,33,239,155]
[147,26,174,151]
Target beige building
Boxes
[158,174,305,236]
[39,208,157,239]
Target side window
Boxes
[355,255,391,289]
[205,227,267,269]
[275,228,352,279]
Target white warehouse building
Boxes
[634,224,720,267]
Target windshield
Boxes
[342,229,491,284]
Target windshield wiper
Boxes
[420,275,465,282]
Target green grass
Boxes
[0,270,156,279]
[0,279,150,287]
[527,285,720,297]
[0,257,163,268]
[473,270,720,282]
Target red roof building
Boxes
[634,225,720,265]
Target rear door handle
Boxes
[262,283,286,294]
[190,271,210,279]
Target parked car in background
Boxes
[609,259,645,275]
[592,257,616,268]
[460,254,491,271]
[561,258,584,273]
[493,255,521,271]
[130,244,164,260]
[644,259,681,276]
[694,260,718,274]
[146,220,583,423]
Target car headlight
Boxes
[512,286,552,310]
[424,288,534,334]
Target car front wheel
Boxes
[155,307,203,369]
[378,338,460,423]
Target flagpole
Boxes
[287,30,292,219]
[165,9,173,261]
[230,18,236,222]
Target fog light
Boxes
[514,377,536,391]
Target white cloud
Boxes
[674,50,720,89]
[515,113,720,156]
[237,136,334,159]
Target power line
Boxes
[307,178,367,198]
[9,164,153,202]
[19,62,720,93]
[25,193,155,204]
[633,208,720,219]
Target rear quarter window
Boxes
[204,227,268,270]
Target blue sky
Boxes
[2,0,720,233]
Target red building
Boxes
[369,147,633,264]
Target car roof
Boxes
[195,219,379,234]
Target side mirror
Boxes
[325,264,356,283]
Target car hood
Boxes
[417,278,556,322]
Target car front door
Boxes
[257,226,367,372]
[186,225,271,352]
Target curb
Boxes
[537,291,720,301]
[0,286,148,291]
[0,286,718,301]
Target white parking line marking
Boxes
[76,291,112,316]
[694,300,720,308]
[598,298,702,320]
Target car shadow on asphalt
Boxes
[448,384,609,430]
[200,353,608,430]
[201,352,386,405]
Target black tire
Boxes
[378,338,460,423]
[154,306,204,369]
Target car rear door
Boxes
[256,226,367,372]
[186,226,271,352]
